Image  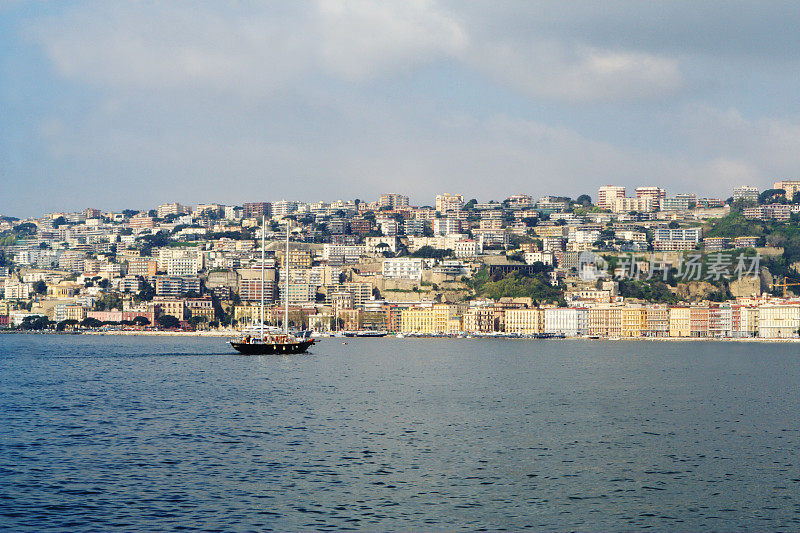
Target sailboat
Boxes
[230,218,315,355]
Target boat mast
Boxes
[260,215,265,339]
[284,221,290,334]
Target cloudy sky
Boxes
[1,1,798,217]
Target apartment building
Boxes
[383,258,425,281]
[611,197,654,213]
[435,193,464,214]
[243,202,271,219]
[400,304,461,334]
[379,194,409,209]
[543,307,585,336]
[757,304,800,338]
[597,186,626,210]
[743,204,792,222]
[733,186,759,202]
[463,307,497,333]
[157,203,190,219]
[669,307,691,337]
[773,180,800,201]
[152,297,187,321]
[636,187,666,202]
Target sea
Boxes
[1,334,798,531]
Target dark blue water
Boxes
[1,335,799,531]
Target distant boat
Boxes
[230,219,315,355]
[354,330,388,337]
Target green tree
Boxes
[81,317,103,328]
[132,316,151,326]
[157,315,181,329]
[19,315,50,330]
[32,280,47,294]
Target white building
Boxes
[523,251,554,266]
[383,258,425,281]
[435,193,464,214]
[597,186,626,210]
[758,304,800,338]
[322,244,365,264]
[611,197,654,213]
[733,186,759,202]
[544,307,587,337]
[433,217,460,236]
[365,236,399,255]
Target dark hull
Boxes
[230,339,314,355]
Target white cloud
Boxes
[34,1,685,103]
[461,37,684,103]
[316,0,467,81]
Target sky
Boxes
[0,1,798,217]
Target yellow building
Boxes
[234,303,265,325]
[48,281,80,298]
[669,307,691,337]
[401,304,461,334]
[276,249,313,269]
[152,297,187,321]
[64,304,87,322]
[0,300,15,315]
[504,309,544,335]
[620,306,646,337]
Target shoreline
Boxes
[3,330,799,342]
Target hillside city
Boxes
[3,181,800,338]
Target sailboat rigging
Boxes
[229,217,315,354]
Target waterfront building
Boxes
[669,307,691,337]
[644,305,670,337]
[757,304,800,338]
[185,297,215,323]
[400,304,461,334]
[152,297,187,321]
[463,307,498,333]
[543,307,585,336]
[620,306,646,337]
[689,306,710,337]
